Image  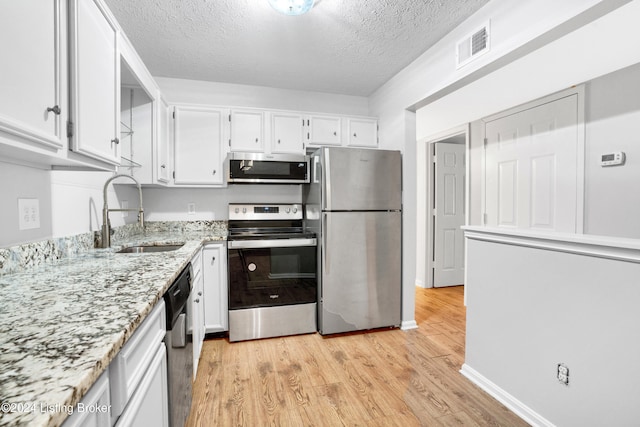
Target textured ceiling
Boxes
[105,0,490,96]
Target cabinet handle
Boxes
[111,138,120,145]
[47,105,61,115]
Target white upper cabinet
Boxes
[156,97,171,183]
[0,0,64,150]
[173,105,227,186]
[229,109,264,152]
[306,115,342,147]
[68,0,120,165]
[270,112,305,154]
[346,117,378,148]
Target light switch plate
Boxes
[18,198,40,230]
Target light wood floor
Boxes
[187,286,529,426]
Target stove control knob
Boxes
[242,207,247,214]
[292,207,298,214]
[234,207,239,214]
[285,207,291,213]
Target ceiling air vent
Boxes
[456,22,490,68]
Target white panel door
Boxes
[173,106,226,185]
[203,244,228,333]
[434,143,466,287]
[484,94,579,232]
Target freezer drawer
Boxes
[319,211,401,334]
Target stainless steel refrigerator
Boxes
[304,147,402,335]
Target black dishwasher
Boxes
[163,263,193,427]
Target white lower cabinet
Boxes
[62,369,111,427]
[110,300,168,427]
[188,249,205,379]
[203,243,228,333]
[114,344,169,427]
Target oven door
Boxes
[228,238,317,310]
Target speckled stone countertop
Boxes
[0,227,226,427]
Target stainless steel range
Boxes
[227,203,317,342]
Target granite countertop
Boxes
[0,228,226,427]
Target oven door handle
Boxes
[228,238,317,249]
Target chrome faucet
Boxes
[101,174,144,248]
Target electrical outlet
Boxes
[557,363,569,385]
[187,203,196,215]
[18,198,41,230]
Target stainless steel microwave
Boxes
[227,153,310,184]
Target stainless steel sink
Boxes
[116,244,184,253]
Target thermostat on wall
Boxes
[601,151,626,167]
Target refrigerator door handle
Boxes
[324,149,332,210]
[323,213,329,274]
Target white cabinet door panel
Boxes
[271,112,304,154]
[174,106,226,185]
[69,0,120,165]
[230,109,264,152]
[0,0,63,149]
[307,115,341,146]
[346,118,377,148]
[203,244,228,333]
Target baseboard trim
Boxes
[459,364,555,427]
[400,320,418,330]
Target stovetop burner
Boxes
[227,203,314,240]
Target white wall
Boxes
[584,63,640,238]
[408,0,640,287]
[463,229,640,426]
[156,77,370,115]
[0,161,53,247]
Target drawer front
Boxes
[110,300,166,420]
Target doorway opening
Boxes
[424,126,468,288]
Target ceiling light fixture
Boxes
[268,0,315,16]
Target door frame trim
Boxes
[480,85,586,233]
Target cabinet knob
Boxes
[211,256,216,265]
[333,131,337,136]
[277,139,281,144]
[161,164,166,169]
[212,169,216,175]
[194,298,200,303]
[198,291,202,296]
[111,138,120,145]
[353,133,357,137]
[47,105,61,115]
[255,138,259,143]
